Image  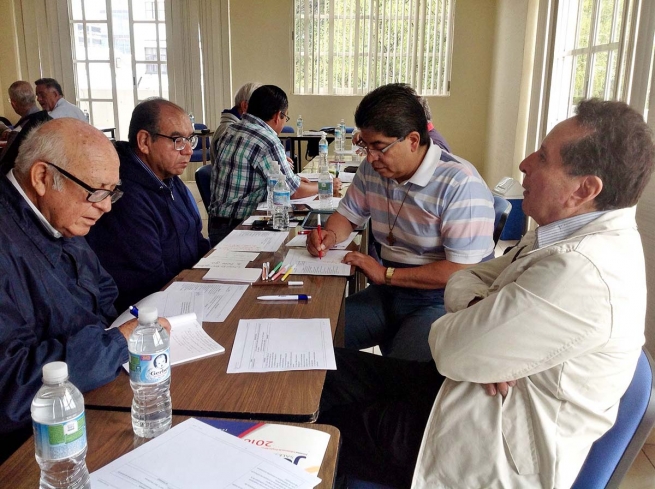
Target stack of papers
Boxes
[214,230,289,252]
[283,249,352,276]
[194,251,259,269]
[203,267,262,283]
[90,418,321,488]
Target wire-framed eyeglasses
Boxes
[45,162,123,203]
[154,133,198,151]
[356,136,405,157]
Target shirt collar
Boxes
[533,211,608,249]
[7,169,62,238]
[406,141,441,187]
[129,147,174,190]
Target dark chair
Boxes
[191,123,211,164]
[572,348,655,488]
[195,164,212,213]
[492,195,512,245]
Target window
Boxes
[293,0,454,96]
[545,0,634,132]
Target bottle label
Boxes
[319,142,328,154]
[129,348,171,384]
[273,190,290,206]
[318,181,333,193]
[33,412,87,461]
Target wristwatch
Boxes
[385,267,395,286]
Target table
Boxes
[84,247,348,423]
[0,410,340,489]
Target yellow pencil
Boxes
[280,264,295,282]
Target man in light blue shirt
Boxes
[35,78,86,122]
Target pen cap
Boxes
[137,306,158,325]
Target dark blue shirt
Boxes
[0,175,126,434]
[86,141,210,312]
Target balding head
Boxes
[14,119,120,237]
[8,81,37,117]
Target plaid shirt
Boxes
[209,113,300,220]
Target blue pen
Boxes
[257,295,311,301]
[129,305,139,318]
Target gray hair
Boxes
[14,123,68,191]
[418,96,432,121]
[234,82,262,106]
[9,81,36,108]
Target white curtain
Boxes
[166,0,232,130]
[13,0,75,101]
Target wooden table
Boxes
[85,252,348,423]
[0,410,340,488]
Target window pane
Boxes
[71,0,83,20]
[591,51,609,98]
[87,23,110,60]
[132,0,159,21]
[73,23,87,61]
[136,63,160,100]
[133,23,157,61]
[573,53,588,105]
[156,0,165,21]
[88,62,113,100]
[76,63,89,99]
[84,0,107,20]
[613,0,624,42]
[596,0,615,45]
[576,0,593,48]
[91,101,115,129]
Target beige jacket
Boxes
[413,207,645,488]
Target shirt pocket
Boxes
[501,382,540,475]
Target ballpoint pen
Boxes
[257,295,311,301]
[280,264,295,282]
[271,264,289,281]
[268,261,283,279]
[129,305,139,318]
[317,213,323,260]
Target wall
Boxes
[229,0,496,175]
[0,0,22,124]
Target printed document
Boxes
[203,267,262,283]
[285,231,358,250]
[213,230,288,252]
[194,251,259,268]
[228,318,336,373]
[284,249,352,276]
[90,418,320,489]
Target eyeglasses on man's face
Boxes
[45,162,123,203]
[280,112,291,123]
[154,133,198,151]
[356,136,406,157]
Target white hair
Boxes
[234,82,262,106]
[14,123,69,191]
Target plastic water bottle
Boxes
[272,176,290,231]
[318,131,329,169]
[339,119,347,148]
[267,162,280,218]
[83,109,90,124]
[296,115,303,136]
[334,124,343,153]
[31,362,90,489]
[318,159,333,210]
[189,113,195,126]
[128,306,172,438]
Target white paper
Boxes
[90,418,320,489]
[194,251,259,268]
[110,290,204,329]
[338,172,355,183]
[291,195,319,205]
[228,319,336,373]
[285,232,357,250]
[166,282,248,322]
[283,249,352,276]
[203,267,262,283]
[213,230,289,252]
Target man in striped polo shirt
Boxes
[307,83,495,361]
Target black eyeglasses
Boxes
[356,136,406,157]
[280,112,291,123]
[154,133,198,150]
[45,162,123,203]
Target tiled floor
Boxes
[183,178,655,487]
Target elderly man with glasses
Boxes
[0,118,171,463]
[307,83,495,361]
[87,98,209,313]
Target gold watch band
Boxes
[385,267,395,286]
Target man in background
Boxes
[35,77,86,121]
[0,119,170,463]
[209,84,341,245]
[210,82,261,162]
[87,98,210,313]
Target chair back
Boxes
[572,348,655,488]
[492,195,512,245]
[195,164,212,212]
[191,123,211,163]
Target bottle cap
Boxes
[138,306,158,324]
[43,362,68,383]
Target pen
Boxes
[252,280,304,287]
[317,213,323,260]
[281,264,295,282]
[257,295,311,301]
[268,261,283,278]
[271,264,289,281]
[261,263,266,281]
[129,305,139,318]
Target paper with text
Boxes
[90,418,320,489]
[203,267,262,283]
[285,232,357,250]
[213,230,289,252]
[194,251,259,268]
[110,290,204,328]
[283,249,352,276]
[228,318,336,373]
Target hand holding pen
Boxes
[317,213,323,260]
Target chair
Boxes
[195,164,212,213]
[492,195,512,245]
[191,123,211,164]
[572,348,655,488]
